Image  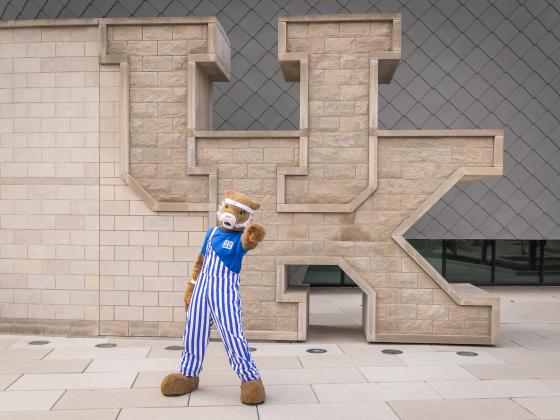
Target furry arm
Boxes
[241,223,266,251]
[191,253,204,281]
[184,253,204,311]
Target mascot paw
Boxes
[240,377,266,405]
[246,223,265,243]
[160,373,199,396]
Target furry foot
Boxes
[160,373,199,396]
[240,377,265,404]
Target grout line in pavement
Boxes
[309,382,320,403]
[424,380,445,400]
[130,371,140,388]
[355,365,370,382]
[49,388,67,411]
[507,396,540,419]
[385,401,405,420]
[41,348,55,360]
[82,359,94,373]
[3,373,23,391]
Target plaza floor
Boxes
[1,286,560,419]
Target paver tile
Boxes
[258,367,366,385]
[359,365,478,382]
[0,338,17,350]
[488,349,560,363]
[0,374,20,390]
[0,390,64,411]
[45,347,150,360]
[514,397,560,419]
[7,337,109,349]
[189,384,317,406]
[338,343,437,354]
[258,402,399,420]
[464,363,560,379]
[9,372,137,390]
[85,358,177,373]
[242,343,343,356]
[298,354,405,368]
[429,378,557,399]
[0,409,120,419]
[0,348,52,360]
[397,351,505,366]
[117,406,258,420]
[311,382,441,402]
[54,388,189,409]
[540,379,560,392]
[134,370,238,388]
[0,359,91,374]
[388,398,537,420]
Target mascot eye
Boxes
[240,210,246,215]
[224,204,229,208]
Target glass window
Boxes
[408,239,443,274]
[444,240,493,285]
[342,271,356,286]
[544,241,560,284]
[303,265,341,285]
[494,240,541,284]
[285,265,358,287]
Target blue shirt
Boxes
[200,227,248,274]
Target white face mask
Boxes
[216,199,254,230]
[219,212,237,230]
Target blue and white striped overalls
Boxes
[179,226,261,382]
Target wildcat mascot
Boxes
[160,190,266,404]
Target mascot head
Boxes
[216,190,260,231]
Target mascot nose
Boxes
[219,212,237,229]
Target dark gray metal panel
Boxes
[2,0,559,239]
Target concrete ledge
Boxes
[375,333,494,345]
[278,13,401,22]
[0,318,99,337]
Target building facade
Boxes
[0,1,558,344]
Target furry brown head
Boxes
[217,190,260,231]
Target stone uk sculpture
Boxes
[0,12,503,345]
[102,12,503,345]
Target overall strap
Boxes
[209,226,218,241]
[205,226,218,253]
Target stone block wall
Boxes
[0,23,101,335]
[0,14,503,344]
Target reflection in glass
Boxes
[444,240,492,285]
[494,240,540,284]
[544,241,560,283]
[408,239,443,274]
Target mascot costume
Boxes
[160,190,266,405]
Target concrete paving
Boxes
[1,286,560,419]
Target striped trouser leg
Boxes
[179,272,212,377]
[209,267,261,382]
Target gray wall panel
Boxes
[2,0,559,239]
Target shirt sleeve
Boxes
[200,228,212,256]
